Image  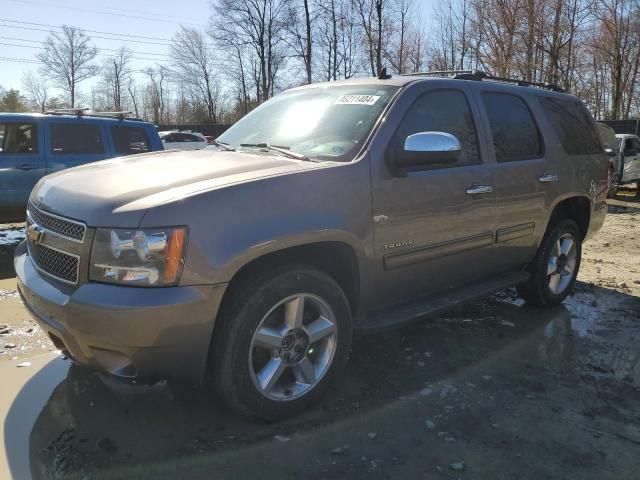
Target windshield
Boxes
[218,85,399,162]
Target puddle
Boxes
[0,228,25,247]
[0,284,638,479]
[1,354,68,480]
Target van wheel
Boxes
[210,266,352,419]
[517,219,582,307]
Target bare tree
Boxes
[144,66,169,124]
[287,0,314,83]
[170,26,220,122]
[211,0,290,103]
[22,71,50,112]
[100,47,131,111]
[127,79,140,118]
[37,25,98,107]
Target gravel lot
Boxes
[1,194,639,479]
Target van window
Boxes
[50,123,105,155]
[539,97,601,155]
[391,89,480,167]
[482,92,542,162]
[0,123,38,154]
[111,126,151,154]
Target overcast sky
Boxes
[1,0,435,97]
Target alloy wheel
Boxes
[248,294,338,401]
[547,233,578,295]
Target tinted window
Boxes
[392,89,480,167]
[111,126,150,154]
[624,137,640,153]
[538,97,601,155]
[0,123,38,154]
[483,93,542,161]
[177,133,201,142]
[50,123,104,155]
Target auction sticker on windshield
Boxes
[335,95,381,106]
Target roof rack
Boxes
[400,70,564,92]
[453,71,565,92]
[43,109,143,120]
[400,70,474,78]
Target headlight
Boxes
[90,227,187,286]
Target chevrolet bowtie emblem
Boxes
[27,224,44,244]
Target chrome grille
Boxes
[27,202,86,242]
[28,241,79,284]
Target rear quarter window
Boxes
[482,92,542,162]
[538,97,602,155]
[111,126,151,154]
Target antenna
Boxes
[378,67,392,80]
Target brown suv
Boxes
[15,72,608,418]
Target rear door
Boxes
[0,120,44,221]
[46,121,108,173]
[472,88,551,272]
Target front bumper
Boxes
[15,245,227,384]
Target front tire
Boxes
[210,265,352,419]
[517,219,582,307]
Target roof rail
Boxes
[453,71,565,92]
[43,109,143,120]
[400,70,565,92]
[44,108,90,117]
[400,70,474,78]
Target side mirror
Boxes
[604,148,616,157]
[393,132,461,171]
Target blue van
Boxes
[0,112,163,222]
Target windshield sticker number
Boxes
[335,95,381,106]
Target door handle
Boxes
[15,164,39,171]
[538,174,559,183]
[466,185,493,195]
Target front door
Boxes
[0,121,44,221]
[369,84,497,309]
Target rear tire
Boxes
[517,219,582,307]
[209,265,352,419]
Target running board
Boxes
[356,270,530,332]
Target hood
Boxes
[31,149,321,227]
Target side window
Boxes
[482,92,542,162]
[392,89,480,167]
[538,97,601,155]
[625,138,640,154]
[50,123,105,155]
[0,123,38,154]
[180,133,198,142]
[111,126,151,154]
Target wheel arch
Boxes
[546,195,591,240]
[218,240,362,321]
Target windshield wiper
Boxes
[213,140,235,151]
[239,142,316,162]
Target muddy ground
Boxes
[0,193,639,479]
